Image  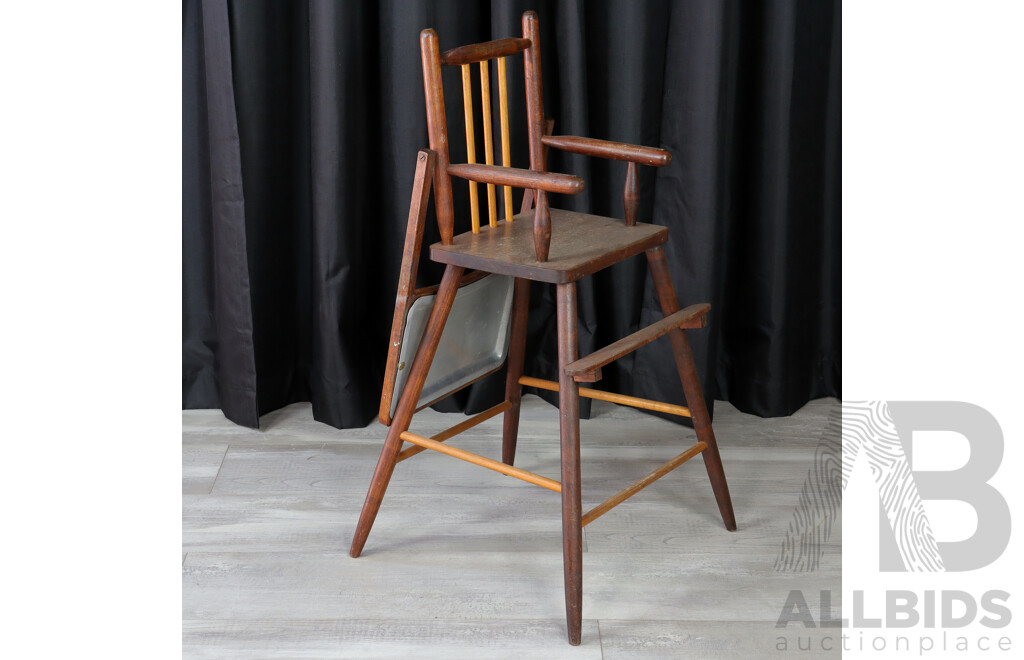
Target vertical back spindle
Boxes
[461,64,481,232]
[497,56,514,223]
[420,30,454,244]
[479,60,498,228]
[523,11,550,261]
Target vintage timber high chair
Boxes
[351,11,736,646]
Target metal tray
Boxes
[388,273,515,418]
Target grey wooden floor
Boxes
[184,395,840,659]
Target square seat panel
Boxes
[430,208,669,283]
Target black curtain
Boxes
[183,0,840,429]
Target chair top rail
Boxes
[440,37,532,66]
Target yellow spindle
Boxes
[497,56,513,223]
[461,64,480,232]
[479,60,497,228]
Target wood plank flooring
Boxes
[183,395,840,658]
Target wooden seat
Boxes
[349,11,736,647]
[431,208,668,283]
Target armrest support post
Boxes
[534,190,551,261]
[624,162,639,227]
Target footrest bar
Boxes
[581,441,707,526]
[397,400,512,462]
[564,303,710,382]
[518,376,691,418]
[399,430,562,492]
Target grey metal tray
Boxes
[388,273,515,418]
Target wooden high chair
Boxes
[351,11,736,646]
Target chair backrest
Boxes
[420,11,547,243]
[379,12,551,427]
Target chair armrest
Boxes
[541,135,671,167]
[447,163,585,195]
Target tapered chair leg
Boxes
[556,282,584,645]
[501,278,531,465]
[646,247,737,531]
[350,265,466,558]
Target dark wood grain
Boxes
[563,303,710,383]
[420,30,455,245]
[430,208,668,283]
[501,277,531,465]
[356,12,739,649]
[522,13,545,176]
[520,118,555,212]
[541,135,672,167]
[522,11,552,262]
[556,281,583,646]
[350,265,466,559]
[379,150,436,426]
[440,37,531,65]
[410,269,488,299]
[624,161,639,226]
[533,190,551,261]
[646,246,736,532]
[447,163,584,194]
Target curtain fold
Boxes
[183,0,259,426]
[183,0,841,429]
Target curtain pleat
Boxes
[183,0,259,426]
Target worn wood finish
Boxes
[581,442,707,527]
[397,401,513,462]
[518,376,692,417]
[379,150,436,426]
[460,64,481,233]
[420,30,455,244]
[447,163,584,195]
[522,11,552,262]
[431,209,668,283]
[522,12,545,177]
[400,431,562,492]
[646,246,737,532]
[533,190,551,261]
[623,162,639,226]
[410,268,488,299]
[351,265,466,558]
[479,60,498,228]
[497,56,514,223]
[502,277,531,465]
[460,120,552,481]
[440,37,531,66]
[499,116,552,467]
[556,281,584,645]
[356,13,739,648]
[563,303,710,383]
[519,118,555,212]
[541,135,672,167]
